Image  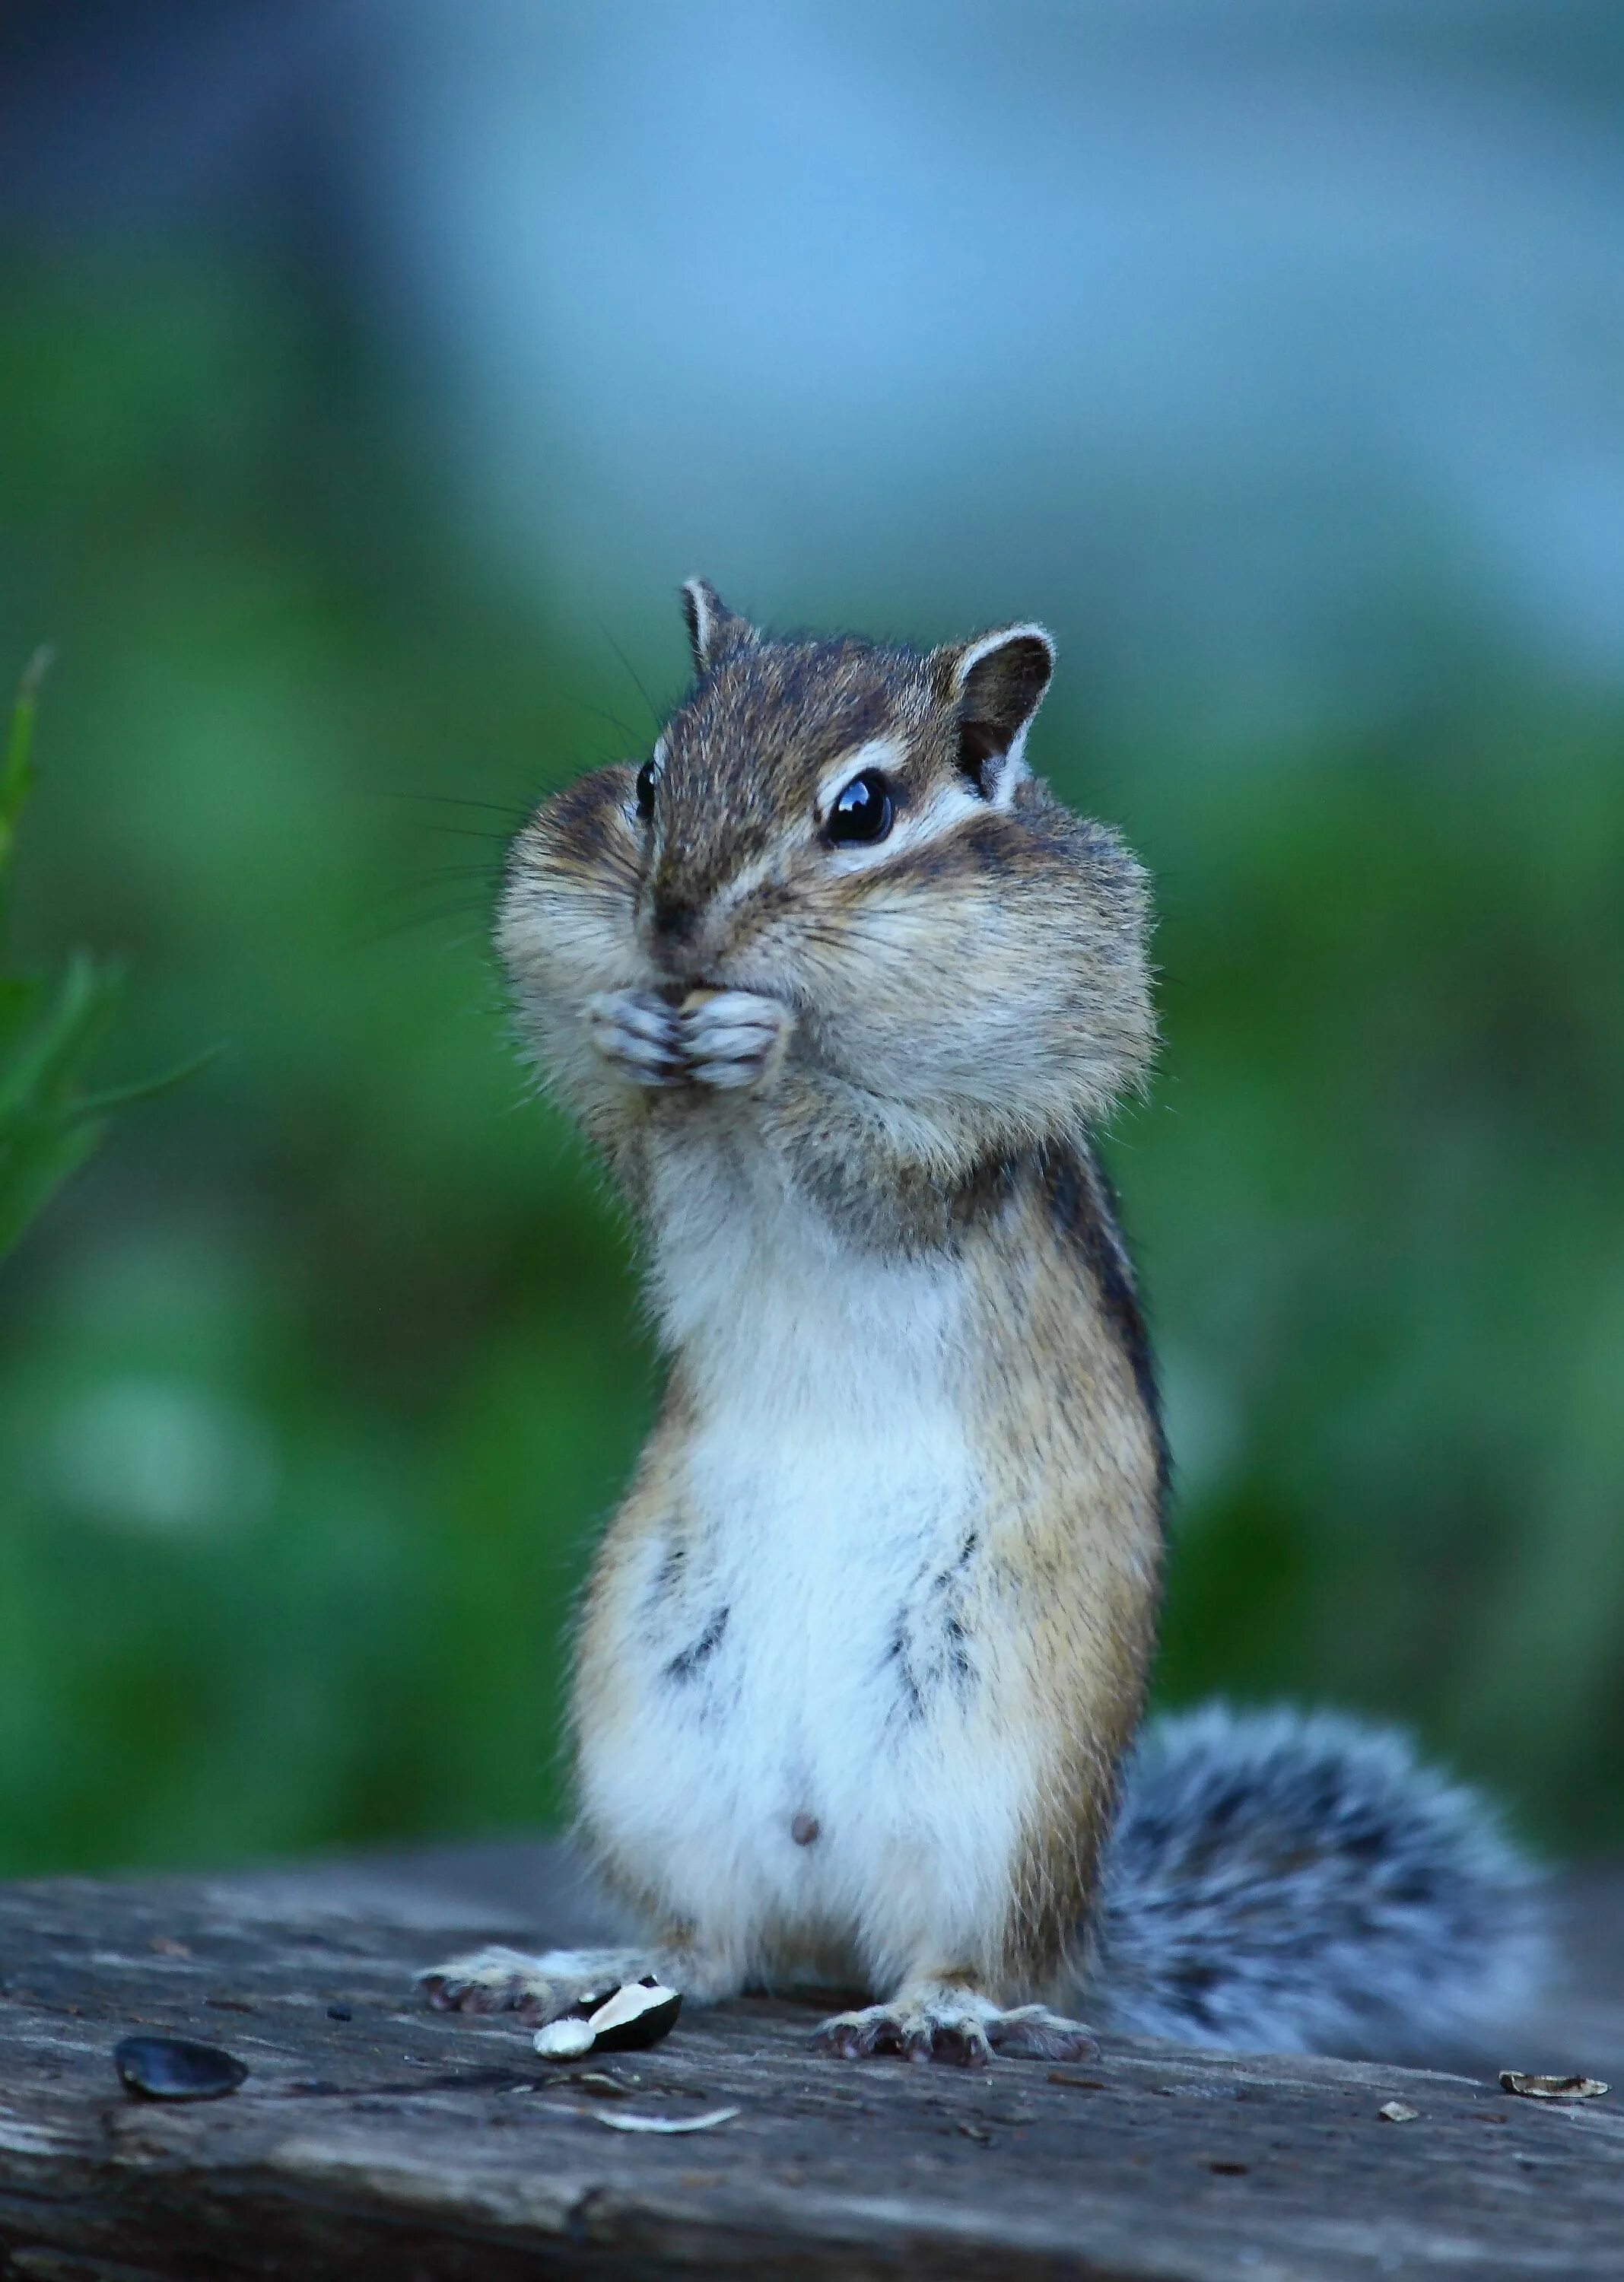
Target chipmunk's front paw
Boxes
[679,989,792,1092]
[585,991,685,1089]
[417,1945,652,2025]
[814,1988,1096,2068]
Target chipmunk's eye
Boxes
[635,759,659,821]
[827,768,894,847]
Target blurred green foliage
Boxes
[0,652,127,1258]
[0,653,208,1263]
[0,250,1619,1875]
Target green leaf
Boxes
[0,1109,106,1261]
[0,650,210,1266]
[0,952,126,1125]
[69,1041,227,1120]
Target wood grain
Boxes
[0,1842,1617,2280]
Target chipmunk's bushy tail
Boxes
[1088,1705,1546,2059]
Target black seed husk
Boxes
[114,2034,248,2102]
[587,1987,682,2054]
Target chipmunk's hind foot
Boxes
[814,1987,1095,2068]
[417,1945,653,2025]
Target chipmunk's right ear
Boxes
[933,622,1056,798]
[680,579,758,676]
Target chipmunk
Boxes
[421,583,1543,2066]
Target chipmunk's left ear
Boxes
[933,623,1056,796]
[680,579,758,676]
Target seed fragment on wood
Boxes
[1498,2071,1608,2100]
[534,1979,682,2060]
[113,2036,247,2102]
[585,1978,682,2052]
[1378,2101,1419,2123]
[594,2106,742,2134]
[533,2017,595,2060]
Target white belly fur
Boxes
[580,1143,1037,1991]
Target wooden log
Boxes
[0,1842,1618,2280]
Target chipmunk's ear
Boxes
[934,623,1056,797]
[680,579,758,675]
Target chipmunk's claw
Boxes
[814,1998,991,2067]
[680,989,792,1092]
[417,1945,650,2026]
[585,991,685,1089]
[585,987,791,1094]
[813,1990,1094,2067]
[983,2003,1098,2061]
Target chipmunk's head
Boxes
[628,582,1149,1100]
[502,581,1155,1129]
[632,580,1063,973]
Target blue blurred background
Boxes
[1,0,1620,1874]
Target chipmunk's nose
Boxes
[650,889,701,946]
[644,881,715,976]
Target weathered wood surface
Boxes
[0,1840,1619,2281]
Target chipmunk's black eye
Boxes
[827,768,894,847]
[635,759,658,821]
